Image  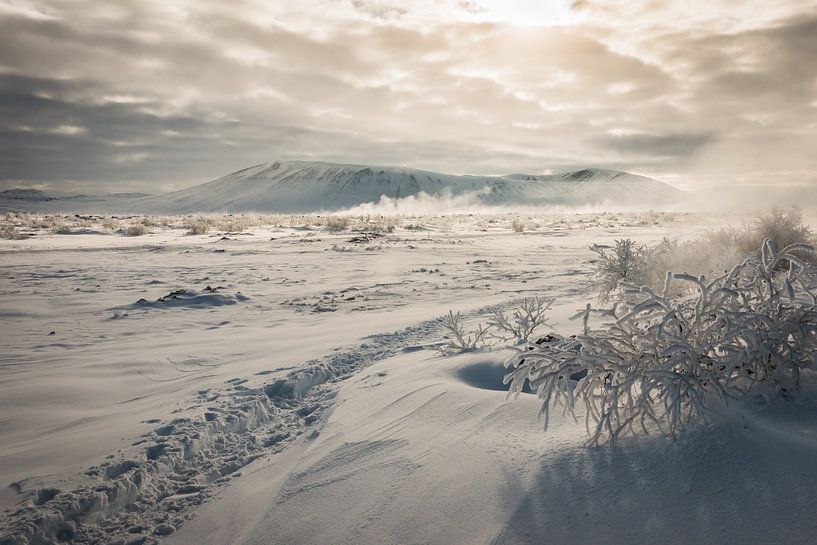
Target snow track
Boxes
[0,308,490,545]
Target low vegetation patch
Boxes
[124,224,147,236]
[324,215,351,231]
[185,217,210,235]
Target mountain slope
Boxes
[130,161,681,213]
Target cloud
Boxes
[596,132,713,159]
[0,1,815,192]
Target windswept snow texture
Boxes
[0,161,681,214]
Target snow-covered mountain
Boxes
[131,161,681,213]
[0,161,682,213]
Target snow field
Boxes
[0,211,779,544]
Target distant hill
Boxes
[0,161,682,213]
[0,189,151,212]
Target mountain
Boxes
[0,188,54,202]
[130,161,681,213]
[0,161,682,213]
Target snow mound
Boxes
[120,288,249,311]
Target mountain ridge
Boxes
[132,161,680,213]
[0,161,682,213]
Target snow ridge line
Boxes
[0,306,494,545]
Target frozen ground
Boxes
[2,211,816,544]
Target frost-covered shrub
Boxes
[512,219,525,233]
[124,224,147,236]
[101,217,122,231]
[28,214,67,231]
[185,217,210,235]
[52,224,76,234]
[590,239,653,301]
[1,224,24,240]
[438,311,491,354]
[365,214,399,233]
[488,297,553,344]
[137,216,159,228]
[212,214,257,232]
[594,208,815,300]
[324,216,350,231]
[184,214,263,234]
[506,239,817,445]
[655,231,739,284]
[25,214,48,230]
[739,206,814,264]
[439,298,553,354]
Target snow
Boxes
[2,211,816,544]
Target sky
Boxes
[0,0,816,194]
